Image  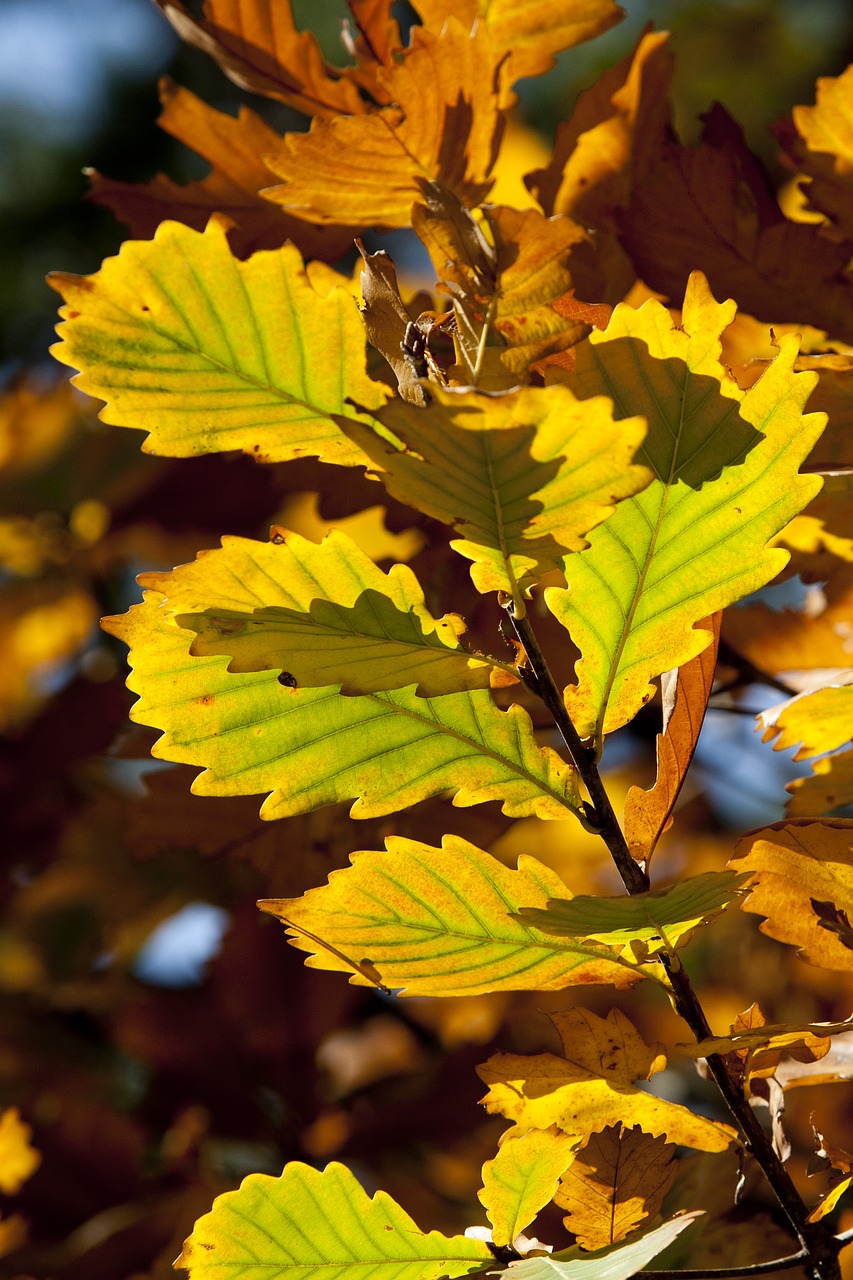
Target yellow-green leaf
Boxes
[343,383,649,601]
[545,272,825,739]
[103,592,579,820]
[480,1129,578,1247]
[176,1160,494,1280]
[259,838,638,997]
[140,529,517,697]
[515,871,750,957]
[49,219,388,465]
[730,819,853,970]
[478,1008,736,1152]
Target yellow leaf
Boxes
[263,22,503,228]
[343,382,650,602]
[759,678,853,759]
[723,569,853,677]
[808,1174,853,1223]
[545,272,825,739]
[477,1008,736,1152]
[480,1128,577,1247]
[731,818,853,971]
[261,838,637,997]
[788,746,853,818]
[555,1126,678,1251]
[0,1108,40,1195]
[780,66,853,241]
[49,220,389,466]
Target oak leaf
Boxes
[758,677,853,759]
[139,528,517,697]
[555,1126,678,1251]
[723,569,853,678]
[263,21,504,228]
[88,79,354,260]
[49,220,390,467]
[260,839,638,998]
[731,818,853,970]
[787,747,853,817]
[623,615,720,865]
[479,1128,578,1247]
[102,589,580,821]
[545,272,825,739]
[342,383,650,603]
[777,66,853,241]
[477,1008,736,1152]
[176,1159,494,1280]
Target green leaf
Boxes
[479,1129,578,1247]
[260,838,639,996]
[343,383,650,600]
[102,593,580,820]
[143,528,518,696]
[545,271,826,739]
[496,1213,702,1280]
[48,219,389,465]
[516,871,750,957]
[175,1159,494,1279]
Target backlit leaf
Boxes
[0,1109,40,1195]
[723,569,853,677]
[545,272,825,739]
[623,615,720,864]
[153,0,368,117]
[778,65,853,241]
[263,22,504,228]
[49,220,388,466]
[412,0,624,85]
[480,1129,578,1247]
[260,839,637,997]
[478,1008,736,1152]
[176,1159,493,1279]
[555,1126,677,1250]
[139,528,517,697]
[343,383,650,601]
[787,747,853,817]
[516,870,749,957]
[759,678,853,759]
[88,79,354,260]
[497,1214,702,1280]
[731,818,853,970]
[103,591,580,820]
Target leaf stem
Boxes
[502,599,843,1278]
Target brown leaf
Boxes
[88,79,354,259]
[263,21,504,228]
[555,1125,678,1251]
[730,818,853,970]
[776,65,853,241]
[355,243,431,406]
[153,0,370,117]
[624,614,720,865]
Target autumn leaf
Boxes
[154,0,370,118]
[260,838,638,998]
[477,1008,736,1152]
[411,184,599,381]
[623,615,721,865]
[807,1130,853,1224]
[479,1129,578,1247]
[342,382,650,603]
[515,870,749,959]
[0,1109,40,1195]
[87,79,354,260]
[545,272,825,740]
[412,0,625,86]
[262,21,504,228]
[758,677,853,758]
[49,219,390,466]
[496,1216,702,1280]
[723,569,853,678]
[137,528,517,697]
[176,1159,494,1279]
[773,473,853,575]
[678,1016,848,1085]
[103,589,580,821]
[555,1126,678,1251]
[788,747,853,817]
[731,819,853,970]
[356,243,438,407]
[777,65,853,241]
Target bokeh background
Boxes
[2,3,853,1278]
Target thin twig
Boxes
[642,1250,808,1278]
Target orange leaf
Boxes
[88,79,354,259]
[731,818,853,971]
[262,21,504,227]
[153,0,370,117]
[623,614,720,866]
[723,569,853,678]
[555,1126,678,1251]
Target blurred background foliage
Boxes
[2,1,853,1277]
